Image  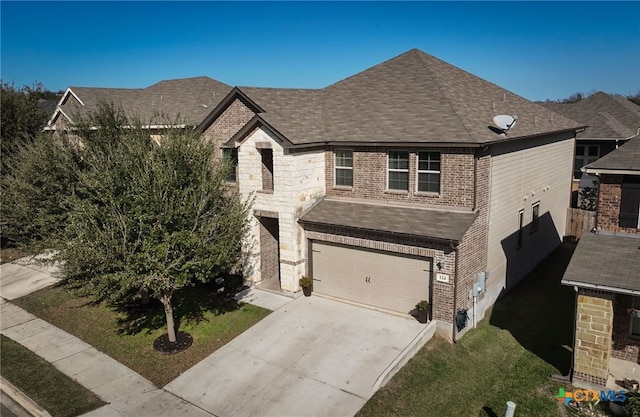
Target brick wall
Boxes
[325,147,475,208]
[611,294,640,363]
[597,175,639,234]
[573,290,614,384]
[202,97,255,152]
[456,153,491,322]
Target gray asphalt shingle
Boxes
[237,49,582,146]
[298,198,478,243]
[562,232,640,293]
[584,136,640,172]
[542,92,640,140]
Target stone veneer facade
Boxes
[573,289,614,387]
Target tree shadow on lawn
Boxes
[489,242,577,376]
[114,274,249,336]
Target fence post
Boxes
[504,401,516,417]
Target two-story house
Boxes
[562,136,640,389]
[45,49,584,341]
[542,93,640,207]
[196,49,583,340]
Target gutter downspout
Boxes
[452,243,460,343]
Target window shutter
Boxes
[619,183,640,228]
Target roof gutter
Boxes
[484,126,587,146]
[561,279,640,296]
[583,168,640,176]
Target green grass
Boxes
[357,243,578,417]
[1,334,106,417]
[12,281,271,387]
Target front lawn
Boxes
[358,243,577,417]
[12,281,271,387]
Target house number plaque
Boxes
[436,273,450,283]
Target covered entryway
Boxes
[258,216,280,291]
[310,241,430,314]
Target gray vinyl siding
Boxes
[486,133,574,298]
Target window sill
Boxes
[257,190,274,194]
[332,185,353,191]
[415,191,440,197]
[385,189,409,195]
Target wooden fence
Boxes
[566,208,596,239]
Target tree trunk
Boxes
[160,295,176,343]
[141,286,150,305]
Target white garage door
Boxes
[311,241,430,314]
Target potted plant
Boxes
[299,276,313,297]
[412,300,430,323]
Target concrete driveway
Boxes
[165,295,435,417]
[0,253,61,300]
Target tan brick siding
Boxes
[202,98,255,152]
[325,147,475,208]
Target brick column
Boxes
[573,290,613,386]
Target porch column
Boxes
[573,290,614,386]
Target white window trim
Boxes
[416,151,441,194]
[334,149,353,188]
[387,150,410,191]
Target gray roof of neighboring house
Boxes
[542,92,640,140]
[584,136,640,172]
[298,198,478,243]
[51,76,231,127]
[233,49,583,146]
[562,232,640,294]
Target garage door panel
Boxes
[311,241,430,314]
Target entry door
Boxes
[311,241,430,314]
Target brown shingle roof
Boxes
[233,49,583,146]
[585,136,640,172]
[53,76,231,127]
[562,232,640,294]
[298,198,478,243]
[542,92,640,140]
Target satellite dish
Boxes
[493,115,518,131]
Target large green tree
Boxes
[60,113,251,344]
[1,82,52,169]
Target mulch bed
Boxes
[153,331,193,355]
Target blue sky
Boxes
[1,1,639,101]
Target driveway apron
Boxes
[165,295,432,417]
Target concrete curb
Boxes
[0,375,52,417]
[372,319,437,392]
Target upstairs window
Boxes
[260,148,274,191]
[530,202,540,233]
[574,145,599,179]
[221,148,238,182]
[517,209,524,249]
[620,180,640,229]
[417,151,441,193]
[388,151,409,191]
[335,149,353,187]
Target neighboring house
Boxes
[561,136,640,388]
[44,76,232,138]
[542,93,640,200]
[48,49,584,341]
[195,48,583,340]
